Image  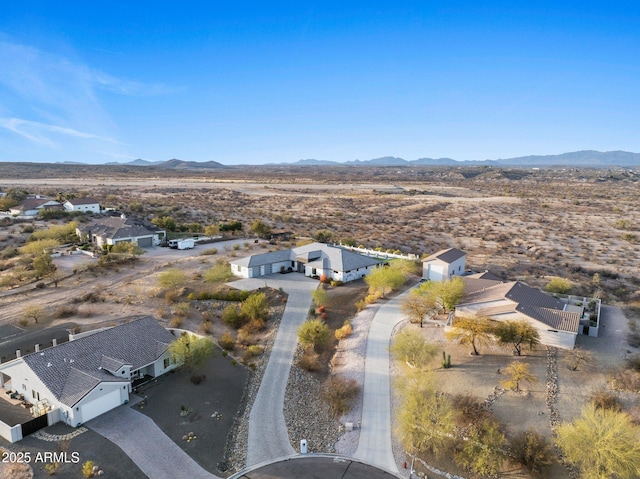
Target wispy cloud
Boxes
[0,38,174,160]
[0,117,119,148]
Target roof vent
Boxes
[47,362,52,367]
[69,359,74,363]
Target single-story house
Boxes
[230,242,383,282]
[63,197,101,213]
[455,276,581,349]
[422,248,467,281]
[76,215,166,248]
[0,316,178,433]
[9,197,63,216]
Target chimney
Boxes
[52,339,57,347]
[16,350,21,358]
[35,344,40,352]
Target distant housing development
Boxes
[0,317,178,442]
[230,242,382,282]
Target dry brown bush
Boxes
[299,350,321,371]
[219,332,235,350]
[322,376,359,416]
[611,369,640,392]
[169,316,183,328]
[590,389,622,411]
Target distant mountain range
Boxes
[283,151,640,167]
[92,150,640,168]
[104,158,225,169]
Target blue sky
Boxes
[0,1,638,165]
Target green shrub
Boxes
[298,319,332,350]
[222,305,245,328]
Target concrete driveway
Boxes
[354,288,414,475]
[89,403,220,479]
[230,274,318,466]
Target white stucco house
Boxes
[9,197,63,216]
[0,317,178,436]
[230,242,382,282]
[63,197,101,213]
[422,248,467,281]
[76,215,165,248]
[455,274,582,349]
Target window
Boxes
[32,390,40,401]
[164,357,175,369]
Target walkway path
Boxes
[89,404,219,479]
[354,288,414,474]
[231,274,317,466]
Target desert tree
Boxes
[158,268,187,290]
[33,253,57,280]
[454,418,507,477]
[389,329,438,370]
[365,266,406,298]
[445,316,493,355]
[313,229,334,243]
[493,320,540,356]
[203,262,233,283]
[110,241,146,258]
[545,277,572,294]
[168,333,215,379]
[511,428,554,476]
[388,258,421,277]
[556,403,640,479]
[565,347,594,371]
[401,290,439,328]
[250,219,272,238]
[436,276,466,311]
[19,239,59,256]
[23,305,44,324]
[204,224,219,236]
[501,361,537,392]
[395,371,456,459]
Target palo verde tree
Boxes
[445,316,494,355]
[365,265,406,298]
[250,219,272,238]
[401,290,440,327]
[168,333,215,381]
[395,371,457,459]
[500,361,537,392]
[556,403,640,479]
[545,277,573,294]
[454,418,507,477]
[297,318,332,351]
[158,268,187,290]
[493,320,540,356]
[22,305,44,325]
[390,329,438,370]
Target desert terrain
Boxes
[0,163,639,478]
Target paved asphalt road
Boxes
[231,274,318,466]
[89,402,219,479]
[354,288,414,475]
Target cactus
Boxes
[441,351,452,369]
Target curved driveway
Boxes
[354,288,414,474]
[231,274,317,466]
[89,404,218,479]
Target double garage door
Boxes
[79,389,122,424]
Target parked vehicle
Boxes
[168,238,195,250]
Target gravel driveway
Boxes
[354,288,414,475]
[230,274,318,466]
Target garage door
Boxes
[137,237,153,247]
[80,389,122,423]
